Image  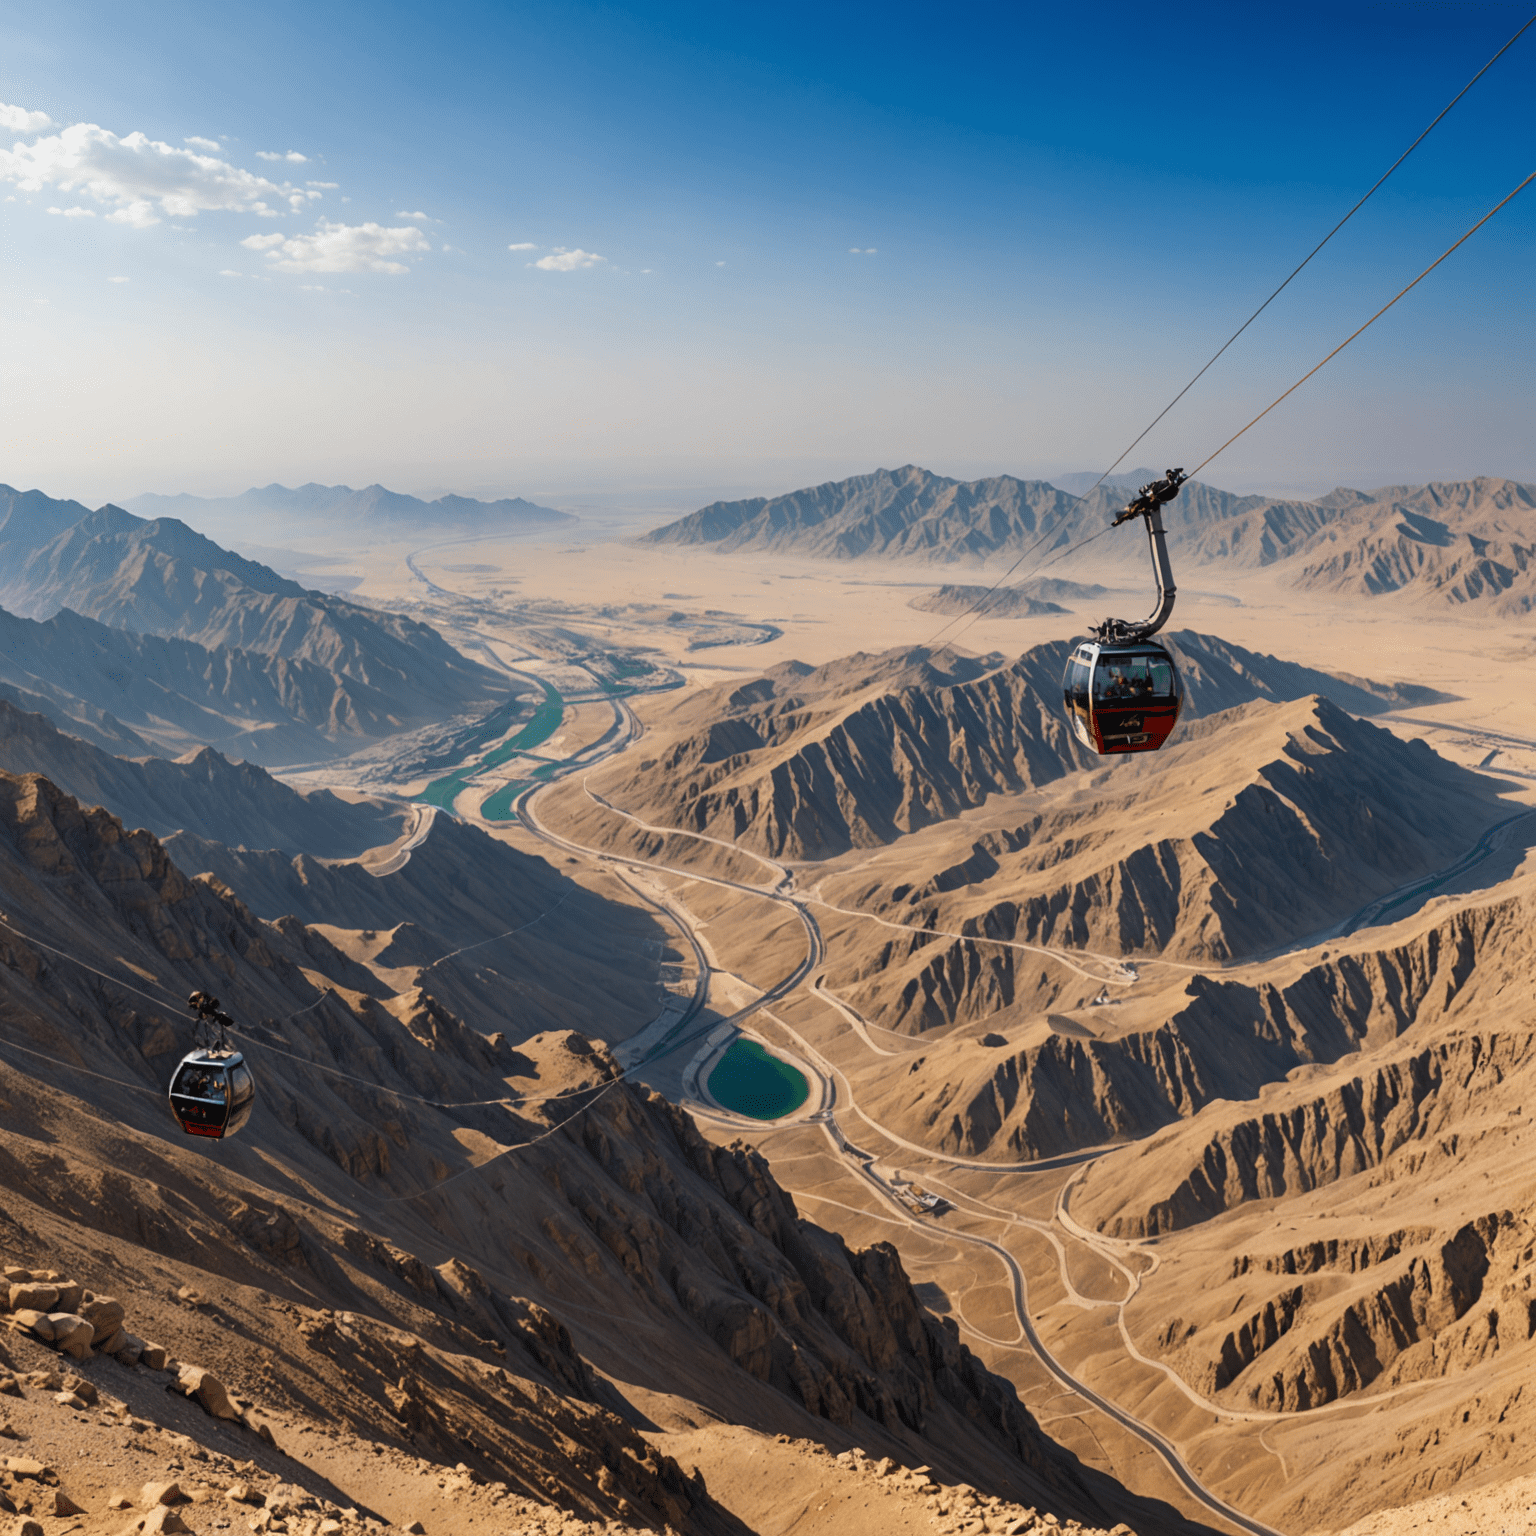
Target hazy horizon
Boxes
[3,1,1533,512]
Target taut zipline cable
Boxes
[920,14,1535,650]
[1097,12,1536,488]
[1191,169,1535,478]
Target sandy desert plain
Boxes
[0,470,1532,1536]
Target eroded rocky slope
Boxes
[0,768,1184,1533]
[815,693,1505,1039]
[1060,878,1536,1528]
[0,698,404,855]
[0,503,505,738]
[563,632,1468,866]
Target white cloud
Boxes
[849,247,877,254]
[534,247,604,271]
[396,209,429,221]
[0,102,54,135]
[715,260,726,267]
[47,205,95,218]
[507,241,536,251]
[184,136,221,152]
[0,120,320,225]
[306,180,338,189]
[241,218,431,274]
[256,150,308,163]
[107,275,128,283]
[219,269,242,277]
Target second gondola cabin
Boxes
[1062,640,1182,754]
[168,1048,256,1140]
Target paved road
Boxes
[457,648,1282,1535]
[1340,809,1534,936]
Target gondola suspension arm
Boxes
[1092,468,1187,643]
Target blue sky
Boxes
[2,0,1531,507]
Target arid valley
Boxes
[0,465,1531,1536]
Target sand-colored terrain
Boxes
[0,469,1532,1534]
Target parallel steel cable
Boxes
[0,905,598,1111]
[1099,12,1536,486]
[0,909,629,1201]
[1191,170,1536,478]
[921,15,1534,651]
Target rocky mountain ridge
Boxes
[128,481,574,543]
[564,631,1470,865]
[641,466,1536,612]
[0,603,470,766]
[0,767,1181,1532]
[0,696,403,856]
[0,498,507,747]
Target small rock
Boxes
[318,1522,343,1535]
[52,1281,84,1312]
[225,1481,254,1504]
[0,1378,17,1399]
[60,1372,98,1405]
[52,1391,86,1410]
[20,1371,59,1391]
[0,1424,20,1440]
[7,1284,58,1313]
[8,1312,52,1342]
[141,1344,170,1371]
[52,1490,85,1516]
[142,1480,185,1506]
[874,1457,895,1477]
[113,1332,146,1366]
[109,1493,134,1509]
[12,1519,42,1536]
[176,1285,205,1307]
[405,1523,426,1535]
[140,1509,193,1534]
[4,1457,52,1481]
[1,1267,30,1283]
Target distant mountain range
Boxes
[128,481,574,541]
[643,465,1536,614]
[0,485,510,764]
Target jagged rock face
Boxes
[819,694,1502,1051]
[574,633,1475,865]
[0,699,403,853]
[0,769,1118,1528]
[0,604,439,764]
[853,891,1525,1163]
[1054,867,1536,1520]
[0,504,503,734]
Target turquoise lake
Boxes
[707,1039,811,1120]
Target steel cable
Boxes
[1191,169,1535,478]
[921,15,1534,649]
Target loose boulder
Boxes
[7,1284,58,1313]
[174,1364,241,1422]
[45,1314,94,1359]
[80,1296,126,1344]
